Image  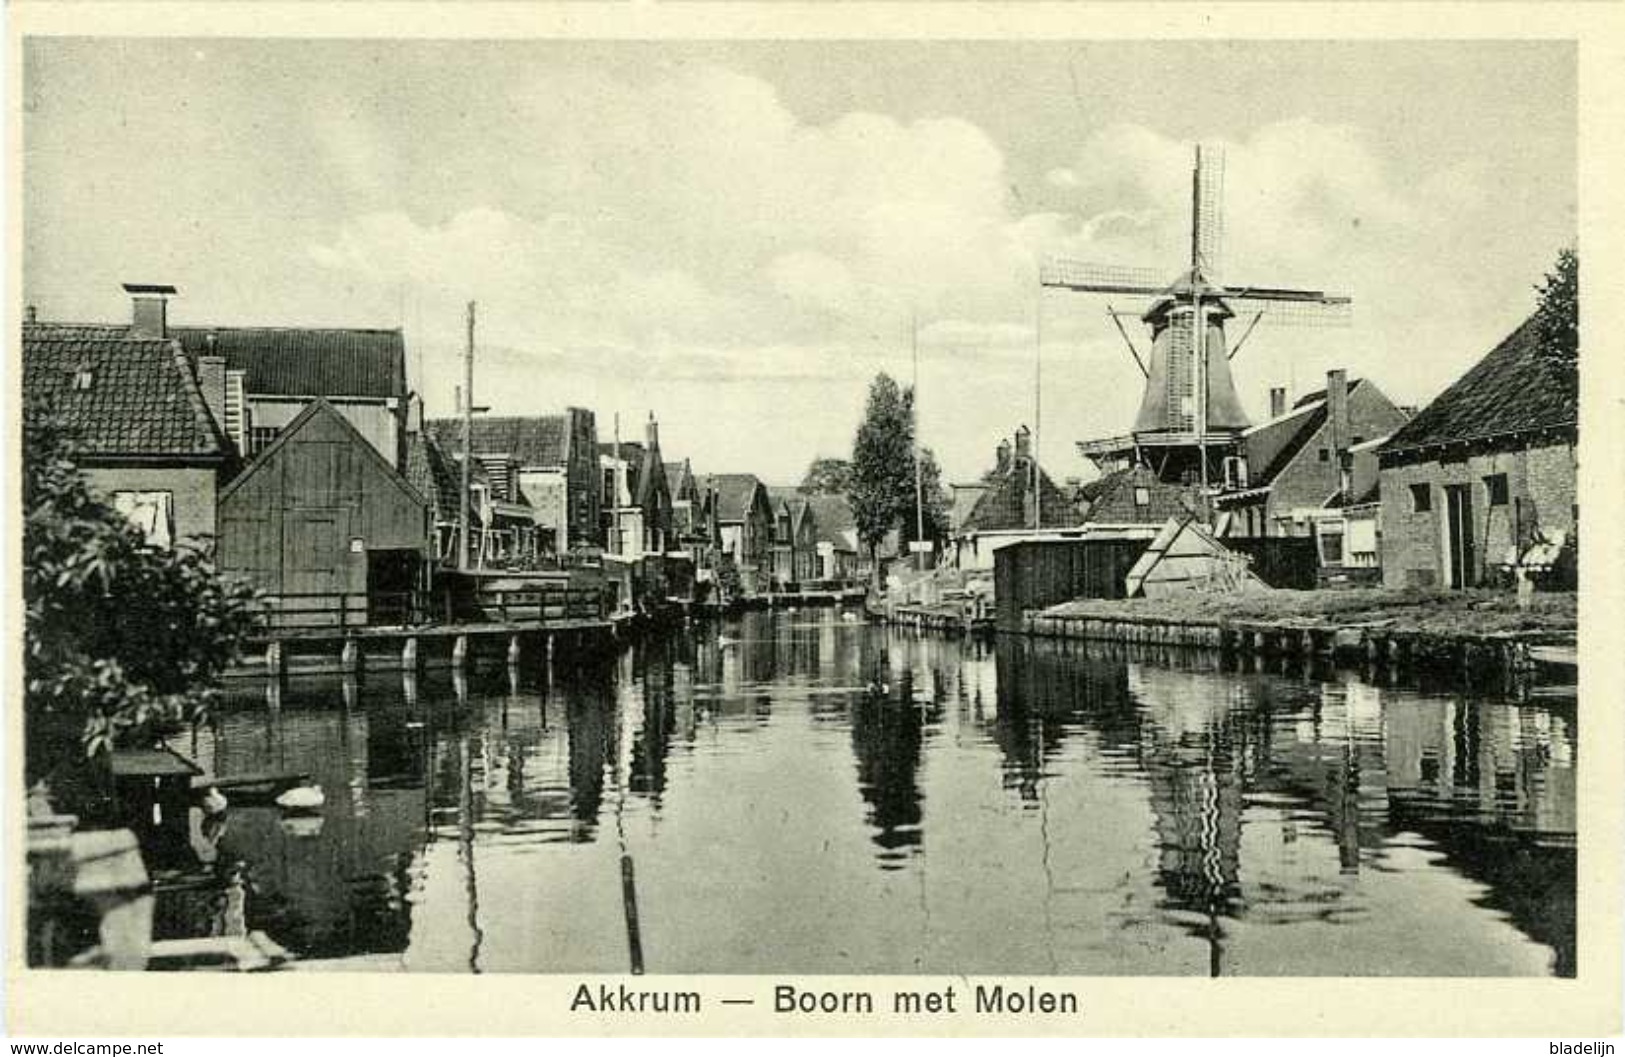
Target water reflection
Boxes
[164,609,1575,976]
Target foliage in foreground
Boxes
[23,415,263,778]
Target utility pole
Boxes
[1034,292,1043,530]
[1194,293,1209,497]
[459,301,475,571]
[613,412,623,557]
[912,311,925,572]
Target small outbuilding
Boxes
[217,399,430,627]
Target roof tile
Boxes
[23,325,228,460]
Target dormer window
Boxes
[72,367,94,391]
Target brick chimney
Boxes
[1269,386,1287,419]
[1326,369,1352,501]
[645,412,660,453]
[995,438,1012,474]
[123,283,176,338]
[25,305,37,325]
[196,350,228,436]
[1326,370,1350,455]
[1014,424,1032,462]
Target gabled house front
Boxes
[766,488,820,588]
[1210,370,1409,584]
[23,315,234,548]
[1376,314,1577,590]
[217,399,430,627]
[949,426,1076,570]
[805,494,860,584]
[426,407,602,554]
[701,473,774,595]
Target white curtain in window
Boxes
[1347,519,1378,554]
[112,490,174,548]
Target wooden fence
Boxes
[257,583,604,633]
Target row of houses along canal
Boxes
[130,607,1572,976]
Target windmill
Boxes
[1042,144,1351,491]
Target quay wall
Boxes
[1015,608,1569,684]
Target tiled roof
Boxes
[1381,315,1576,456]
[764,485,802,512]
[1081,465,1199,524]
[804,494,856,545]
[961,458,1074,532]
[403,432,472,523]
[664,460,694,499]
[700,473,765,523]
[171,326,405,400]
[1241,379,1368,488]
[633,441,666,508]
[22,325,228,461]
[425,414,572,469]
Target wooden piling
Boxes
[452,635,469,670]
[340,638,360,676]
[507,635,521,668]
[401,636,420,672]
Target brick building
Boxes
[1213,370,1410,583]
[766,488,820,587]
[1377,314,1577,589]
[426,408,602,552]
[701,473,775,594]
[23,316,234,547]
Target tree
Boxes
[849,374,916,574]
[798,457,853,496]
[1533,247,1578,394]
[23,411,263,793]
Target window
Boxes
[1319,530,1344,566]
[1133,486,1151,508]
[72,368,94,391]
[1484,473,1509,506]
[111,491,174,548]
[249,426,280,455]
[1410,483,1432,513]
[1318,448,1330,462]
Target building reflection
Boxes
[162,610,1575,975]
[986,638,1577,976]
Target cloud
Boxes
[302,67,1564,480]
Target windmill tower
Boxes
[1043,144,1351,490]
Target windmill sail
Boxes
[1191,144,1225,280]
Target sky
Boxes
[22,39,1575,485]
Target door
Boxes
[367,549,423,625]
[1444,484,1476,588]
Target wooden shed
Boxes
[218,399,430,628]
[993,536,1149,633]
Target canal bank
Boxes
[1012,589,1577,683]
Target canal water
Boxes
[164,608,1576,976]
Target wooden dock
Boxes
[1018,609,1575,686]
[229,617,618,678]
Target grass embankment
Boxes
[1042,588,1576,638]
